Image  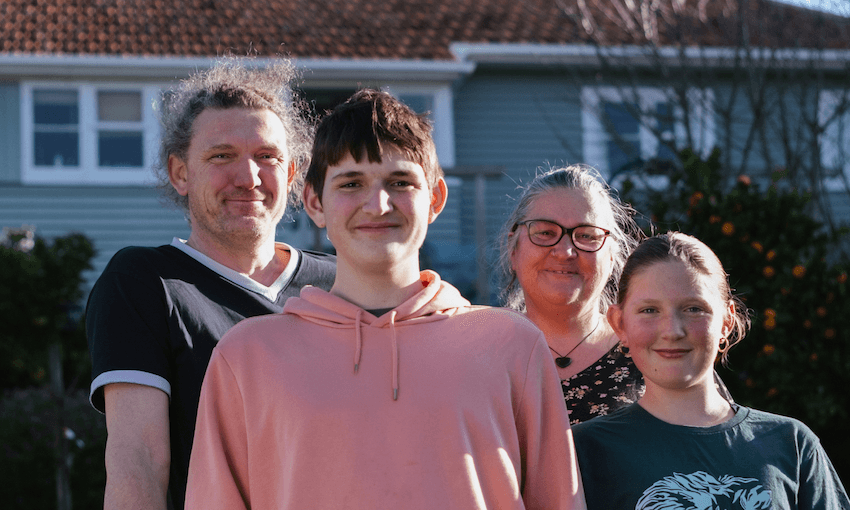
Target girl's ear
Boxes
[721,300,736,341]
[607,304,628,346]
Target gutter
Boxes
[0,54,476,83]
[450,43,850,71]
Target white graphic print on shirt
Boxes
[637,471,772,510]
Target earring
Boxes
[719,337,728,351]
[620,346,630,354]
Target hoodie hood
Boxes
[283,270,471,400]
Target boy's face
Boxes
[304,146,447,275]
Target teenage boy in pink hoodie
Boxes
[186,89,586,510]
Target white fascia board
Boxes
[0,54,476,82]
[450,42,850,70]
[293,59,476,83]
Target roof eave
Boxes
[450,43,850,71]
[0,54,476,82]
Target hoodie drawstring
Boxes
[390,311,399,401]
[354,309,363,373]
[352,309,399,401]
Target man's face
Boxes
[169,107,292,248]
[304,146,446,275]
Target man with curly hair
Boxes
[86,57,335,510]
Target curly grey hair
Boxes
[153,56,312,213]
[496,165,642,313]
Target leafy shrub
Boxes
[0,388,107,509]
[0,227,95,389]
[0,227,102,508]
[620,148,850,476]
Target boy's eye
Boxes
[638,307,657,314]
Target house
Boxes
[1,0,848,304]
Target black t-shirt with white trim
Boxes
[86,241,335,510]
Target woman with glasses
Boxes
[496,165,644,424]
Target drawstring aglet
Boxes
[354,363,359,374]
[393,388,398,401]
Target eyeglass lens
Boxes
[526,221,607,251]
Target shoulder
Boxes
[99,245,197,281]
[455,305,540,333]
[290,248,336,290]
[740,407,820,443]
[103,245,178,269]
[215,311,299,353]
[298,248,336,265]
[573,404,644,437]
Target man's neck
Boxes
[185,233,288,287]
[330,258,423,310]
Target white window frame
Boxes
[381,84,456,169]
[818,89,850,192]
[581,86,715,187]
[21,82,162,185]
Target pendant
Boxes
[555,356,572,368]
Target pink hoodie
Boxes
[186,271,585,510]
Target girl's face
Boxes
[608,259,733,393]
[510,189,616,315]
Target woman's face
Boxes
[608,259,733,392]
[510,188,617,315]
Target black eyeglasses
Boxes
[514,220,611,252]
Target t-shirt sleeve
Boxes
[86,252,172,413]
[515,332,587,510]
[797,427,850,510]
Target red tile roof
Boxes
[1,0,847,60]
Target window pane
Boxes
[33,90,79,125]
[34,132,79,166]
[604,102,640,173]
[607,140,639,173]
[398,94,433,115]
[655,103,677,161]
[98,91,142,122]
[99,131,144,167]
[604,102,640,135]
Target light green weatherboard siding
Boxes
[0,186,190,292]
[453,71,584,254]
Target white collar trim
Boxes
[170,238,300,302]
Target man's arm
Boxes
[103,383,170,510]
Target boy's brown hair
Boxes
[305,89,443,202]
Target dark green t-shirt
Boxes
[573,404,849,510]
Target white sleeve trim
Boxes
[89,370,171,413]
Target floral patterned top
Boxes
[561,343,644,425]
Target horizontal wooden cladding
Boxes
[0,185,190,293]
